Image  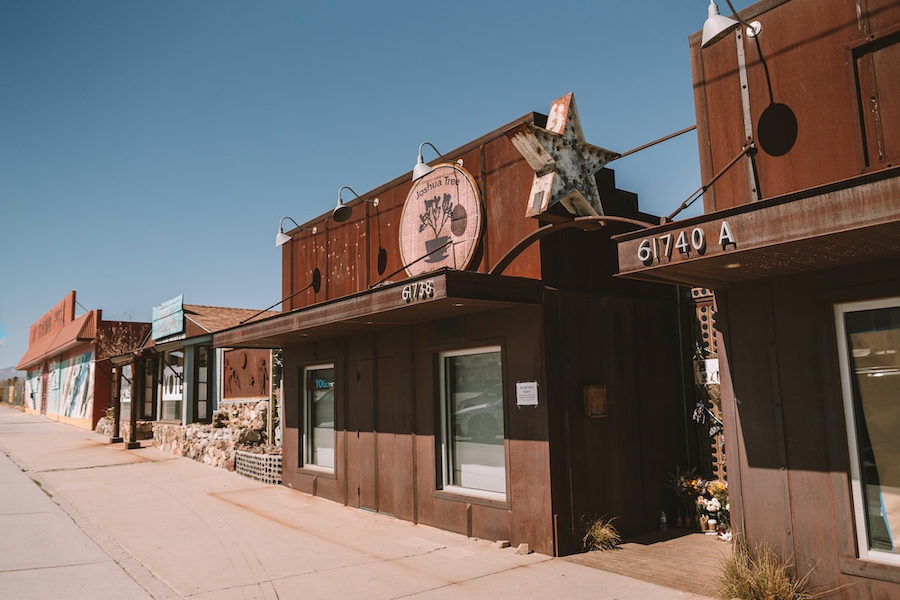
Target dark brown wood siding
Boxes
[281,304,555,554]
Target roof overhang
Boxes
[213,269,545,349]
[615,167,900,288]
[16,311,97,371]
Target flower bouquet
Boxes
[696,479,730,535]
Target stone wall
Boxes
[95,400,280,473]
[95,416,114,437]
[94,417,153,441]
[154,400,280,471]
[154,421,242,470]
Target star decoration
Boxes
[506,93,618,219]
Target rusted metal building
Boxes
[215,94,698,556]
[617,0,900,596]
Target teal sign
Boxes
[152,294,184,340]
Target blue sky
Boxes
[0,0,753,369]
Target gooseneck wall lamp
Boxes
[332,186,379,223]
[701,0,761,48]
[275,216,316,247]
[412,142,463,181]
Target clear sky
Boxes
[0,0,754,369]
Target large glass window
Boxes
[195,347,210,423]
[836,298,900,564]
[160,350,184,421]
[119,364,132,423]
[440,346,506,497]
[142,356,157,420]
[303,365,335,471]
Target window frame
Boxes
[142,356,158,421]
[118,363,133,423]
[835,296,900,566]
[302,363,336,473]
[192,346,212,424]
[159,349,184,422]
[437,345,507,502]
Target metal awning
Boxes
[615,167,900,288]
[213,269,545,349]
[16,311,97,370]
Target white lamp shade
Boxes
[275,231,292,247]
[412,155,433,181]
[701,1,740,48]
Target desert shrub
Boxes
[581,515,621,552]
[718,539,816,600]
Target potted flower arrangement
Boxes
[696,479,730,538]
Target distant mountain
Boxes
[0,366,25,381]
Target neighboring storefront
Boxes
[16,291,149,430]
[616,1,900,596]
[111,296,280,453]
[215,94,702,556]
[110,296,278,446]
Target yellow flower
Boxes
[707,480,727,495]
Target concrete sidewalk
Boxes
[0,406,715,600]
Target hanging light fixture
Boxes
[412,142,463,181]
[275,217,316,247]
[701,0,761,49]
[332,186,378,223]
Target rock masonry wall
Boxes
[94,417,153,441]
[95,400,280,472]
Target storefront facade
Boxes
[617,1,900,595]
[216,96,697,556]
[112,296,277,440]
[17,291,149,430]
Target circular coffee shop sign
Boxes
[399,163,483,277]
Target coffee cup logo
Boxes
[400,164,482,277]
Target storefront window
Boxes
[304,365,334,471]
[119,364,132,423]
[439,347,506,497]
[196,347,210,422]
[836,298,900,564]
[161,350,184,421]
[142,356,157,420]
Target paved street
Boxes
[0,405,715,599]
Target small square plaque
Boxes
[583,385,607,417]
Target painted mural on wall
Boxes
[223,349,271,400]
[46,351,94,420]
[25,371,41,412]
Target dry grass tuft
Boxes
[581,515,621,552]
[718,538,818,600]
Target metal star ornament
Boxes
[507,93,618,219]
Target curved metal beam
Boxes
[489,215,655,276]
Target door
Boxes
[40,368,48,414]
[354,356,397,516]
